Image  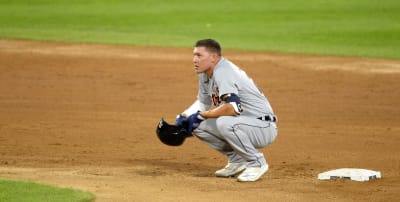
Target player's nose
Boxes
[193,56,198,64]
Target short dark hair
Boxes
[194,39,222,56]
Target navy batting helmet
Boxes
[156,118,192,146]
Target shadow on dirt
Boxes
[125,158,217,177]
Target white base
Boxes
[318,168,381,182]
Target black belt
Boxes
[257,115,277,122]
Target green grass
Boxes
[0,179,95,202]
[0,0,399,59]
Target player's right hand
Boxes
[175,114,187,126]
[187,111,205,132]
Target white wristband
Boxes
[183,100,208,116]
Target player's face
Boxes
[193,46,218,76]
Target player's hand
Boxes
[187,111,205,132]
[175,114,187,126]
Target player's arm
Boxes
[199,93,242,119]
[176,99,209,126]
[181,100,209,117]
[185,94,241,131]
[199,103,235,118]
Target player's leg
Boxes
[194,118,231,153]
[216,116,277,165]
[216,116,278,181]
[194,119,246,176]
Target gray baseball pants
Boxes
[194,115,278,167]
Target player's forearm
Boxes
[182,100,209,117]
[199,103,237,118]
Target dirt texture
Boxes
[0,40,399,202]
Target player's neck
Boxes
[205,67,214,78]
[206,56,221,78]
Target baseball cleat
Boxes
[215,162,247,177]
[237,164,269,182]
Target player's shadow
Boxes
[126,158,217,178]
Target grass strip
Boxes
[0,179,94,202]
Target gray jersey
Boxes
[194,57,278,170]
[198,57,274,117]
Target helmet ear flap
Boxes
[156,118,191,146]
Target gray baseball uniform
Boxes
[194,57,278,168]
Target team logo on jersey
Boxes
[212,93,221,106]
[211,87,220,106]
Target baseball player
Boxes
[176,39,278,182]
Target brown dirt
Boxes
[0,39,399,202]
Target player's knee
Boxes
[193,126,205,138]
[216,116,235,136]
[192,129,204,139]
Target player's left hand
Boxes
[175,114,187,126]
[187,111,205,132]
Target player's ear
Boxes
[211,52,219,63]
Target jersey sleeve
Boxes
[198,73,212,107]
[214,65,239,97]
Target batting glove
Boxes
[187,111,205,132]
[175,114,187,126]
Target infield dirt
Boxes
[0,40,399,202]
